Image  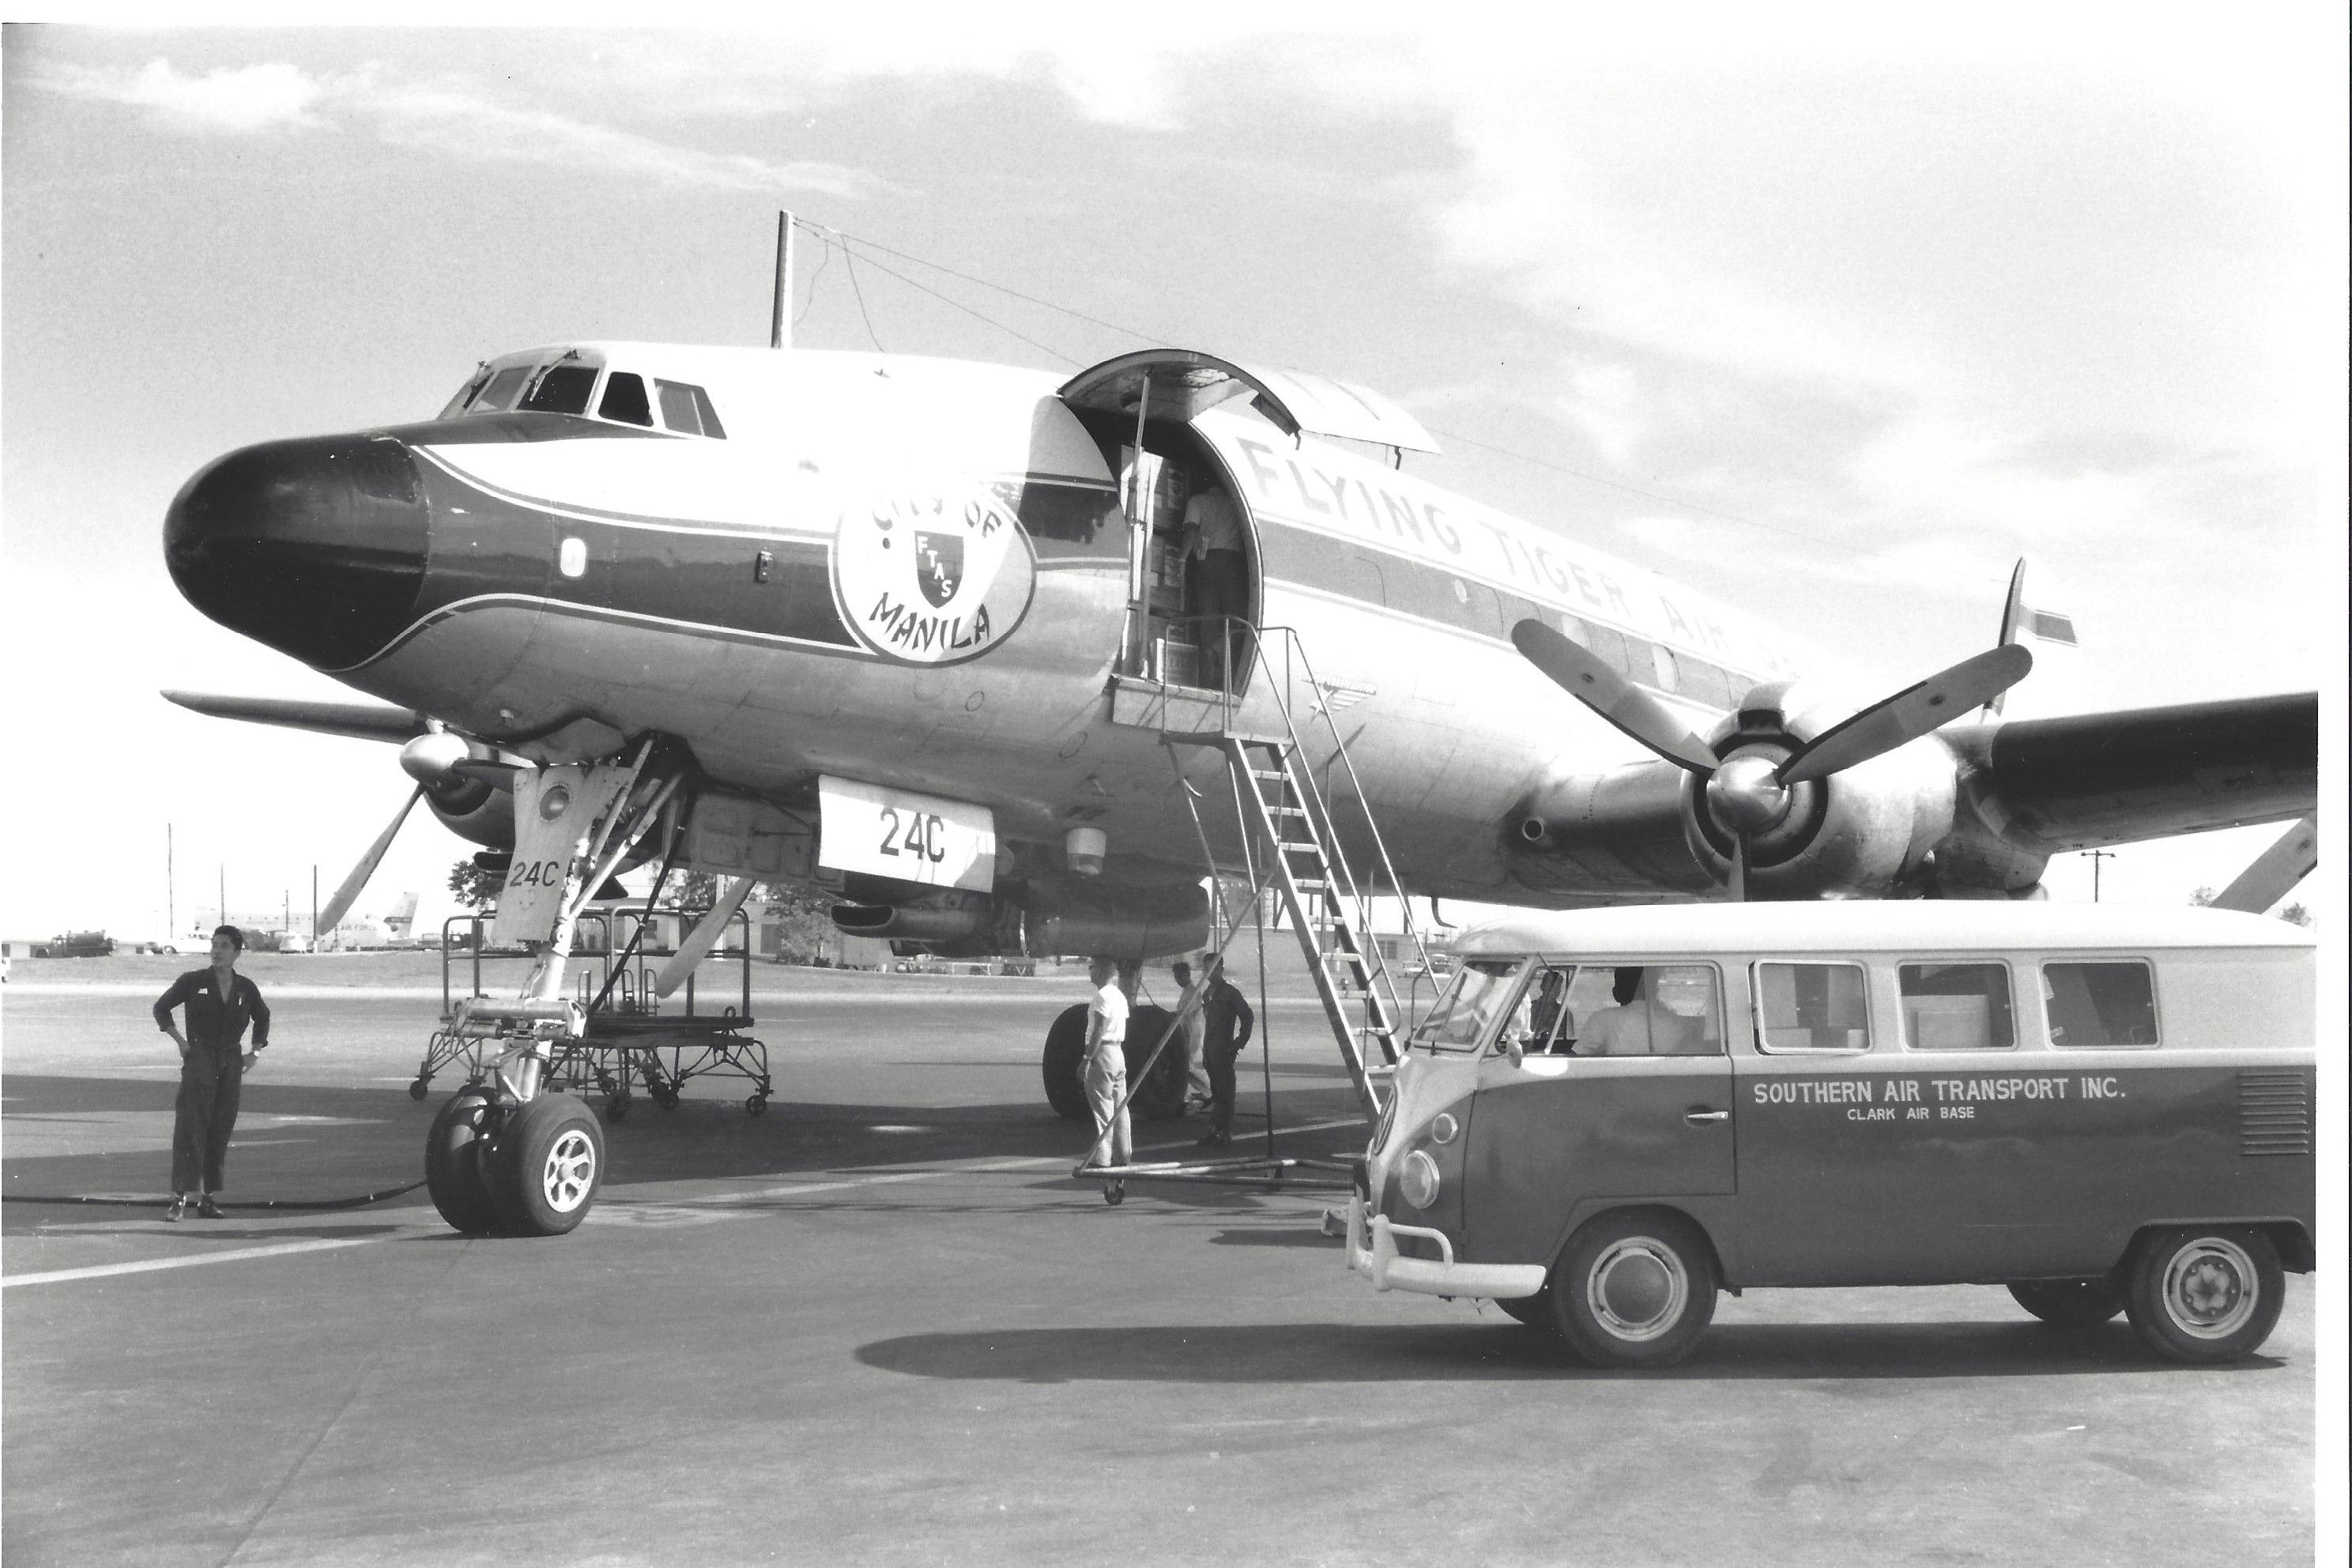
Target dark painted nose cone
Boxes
[164,435,429,669]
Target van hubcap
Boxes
[1588,1238,1687,1340]
[2163,1238,2256,1339]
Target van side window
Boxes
[1898,963,2015,1050]
[1755,962,1872,1053]
[1551,963,1721,1056]
[2043,960,2159,1046]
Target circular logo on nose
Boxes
[832,492,1035,665]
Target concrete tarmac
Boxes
[2,968,2317,1567]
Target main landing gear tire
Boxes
[424,1088,499,1237]
[1123,1006,1187,1121]
[488,1094,605,1238]
[408,1077,432,1102]
[1549,1209,1717,1369]
[1042,1005,1091,1120]
[2122,1227,2285,1363]
[2007,1278,2124,1329]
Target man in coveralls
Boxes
[1082,956,1131,1205]
[152,925,270,1220]
[1193,955,1256,1148]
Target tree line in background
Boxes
[2188,887,2312,927]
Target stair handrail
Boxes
[1227,620,1435,1032]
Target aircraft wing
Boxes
[164,691,427,743]
[1944,692,2317,854]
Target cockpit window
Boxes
[439,367,492,420]
[463,365,532,415]
[654,379,727,439]
[598,371,654,428]
[522,364,598,416]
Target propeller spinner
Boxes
[1511,620,2031,900]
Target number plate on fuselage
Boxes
[817,775,996,892]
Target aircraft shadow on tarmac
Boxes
[854,1321,2286,1385]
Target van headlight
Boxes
[1399,1149,1441,1209]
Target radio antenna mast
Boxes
[770,210,796,349]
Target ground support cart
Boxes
[545,1011,773,1121]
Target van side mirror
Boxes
[1503,1035,1525,1067]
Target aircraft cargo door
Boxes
[1058,349,1438,695]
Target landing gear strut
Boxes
[420,743,680,1236]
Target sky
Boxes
[1,14,2344,941]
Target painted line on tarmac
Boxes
[2,1229,439,1290]
[5,1118,1374,1275]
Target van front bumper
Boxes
[1344,1196,1548,1301]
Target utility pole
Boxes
[311,865,318,940]
[2086,849,2116,903]
[167,824,175,940]
[769,210,796,349]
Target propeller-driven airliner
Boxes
[161,330,2316,1235]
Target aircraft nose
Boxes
[164,434,430,669]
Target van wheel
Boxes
[1550,1210,1717,1369]
[1494,1288,1554,1331]
[2007,1279,2124,1329]
[2122,1227,2284,1363]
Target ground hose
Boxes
[3,1179,427,1211]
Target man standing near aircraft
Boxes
[1170,959,1211,1110]
[1179,485,1249,688]
[152,925,271,1220]
[1083,956,1131,1204]
[1194,955,1255,1149]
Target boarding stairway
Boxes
[1224,735,1408,1118]
[1112,620,1435,1123]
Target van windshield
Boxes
[1409,959,1527,1052]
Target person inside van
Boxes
[1577,967,1701,1055]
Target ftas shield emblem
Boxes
[833,492,1035,664]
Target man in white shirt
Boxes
[1179,488,1250,688]
[1084,956,1133,1204]
[1171,959,1211,1110]
[1579,967,1661,1056]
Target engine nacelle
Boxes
[833,878,1209,961]
[425,778,513,850]
[1683,684,1956,899]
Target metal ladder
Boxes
[1223,734,1409,1119]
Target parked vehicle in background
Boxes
[33,931,117,958]
[1347,902,2316,1370]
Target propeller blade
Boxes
[1512,620,1719,774]
[1778,645,2033,786]
[318,786,423,937]
[1726,833,1747,903]
[653,876,756,998]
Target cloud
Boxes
[39,58,326,134]
[32,57,898,198]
